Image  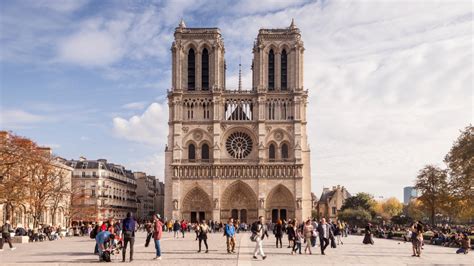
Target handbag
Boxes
[250,233,257,242]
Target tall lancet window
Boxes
[281,49,287,90]
[268,49,275,90]
[188,144,196,161]
[188,48,195,90]
[202,48,209,90]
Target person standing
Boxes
[122,212,136,262]
[252,216,268,260]
[0,220,15,251]
[456,233,471,254]
[153,214,163,260]
[286,220,296,251]
[273,219,283,248]
[224,218,236,254]
[317,218,332,255]
[335,221,343,245]
[173,220,181,239]
[197,220,209,253]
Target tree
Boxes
[49,165,71,226]
[444,125,474,222]
[382,197,403,218]
[415,165,449,225]
[0,133,37,221]
[337,208,372,227]
[341,192,377,215]
[405,198,426,221]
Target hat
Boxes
[155,214,161,219]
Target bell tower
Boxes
[252,19,304,92]
[171,19,225,92]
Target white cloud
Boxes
[32,0,90,13]
[0,109,49,129]
[57,18,128,67]
[112,102,168,146]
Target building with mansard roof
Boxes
[164,19,311,223]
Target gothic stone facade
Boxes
[164,20,311,223]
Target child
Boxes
[292,228,303,255]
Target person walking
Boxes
[197,220,209,253]
[153,214,163,260]
[292,228,303,255]
[273,219,283,248]
[181,220,187,238]
[303,219,314,254]
[224,218,236,254]
[252,216,269,260]
[144,220,153,247]
[122,212,137,262]
[287,220,296,251]
[317,218,332,255]
[362,223,374,245]
[0,220,16,251]
[173,220,181,239]
[410,221,423,257]
[335,221,343,245]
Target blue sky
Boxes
[0,0,472,201]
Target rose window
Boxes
[226,132,253,158]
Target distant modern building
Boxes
[317,185,351,220]
[403,186,419,205]
[66,158,138,222]
[135,172,157,220]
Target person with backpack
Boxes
[197,220,209,253]
[0,220,16,251]
[224,218,236,254]
[95,230,115,262]
[251,216,269,260]
[122,212,136,262]
[181,220,187,238]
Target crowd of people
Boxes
[1,214,471,260]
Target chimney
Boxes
[79,156,87,162]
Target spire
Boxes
[289,18,296,29]
[178,18,186,28]
[238,57,242,91]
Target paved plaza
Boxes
[0,231,472,265]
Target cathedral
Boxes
[164,19,311,223]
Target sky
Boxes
[0,0,472,201]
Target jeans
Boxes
[275,236,282,248]
[456,248,467,254]
[320,237,329,254]
[154,239,161,257]
[123,236,135,261]
[226,236,235,252]
[198,238,208,251]
[174,231,179,238]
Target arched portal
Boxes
[266,184,295,222]
[181,187,212,223]
[221,181,258,223]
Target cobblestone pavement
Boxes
[0,231,472,265]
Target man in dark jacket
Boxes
[317,218,333,255]
[122,212,136,262]
[0,220,16,251]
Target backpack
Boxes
[250,222,259,234]
[101,250,111,262]
[90,227,97,239]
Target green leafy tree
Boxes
[415,165,449,225]
[341,192,377,215]
[338,208,372,227]
[444,125,474,222]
